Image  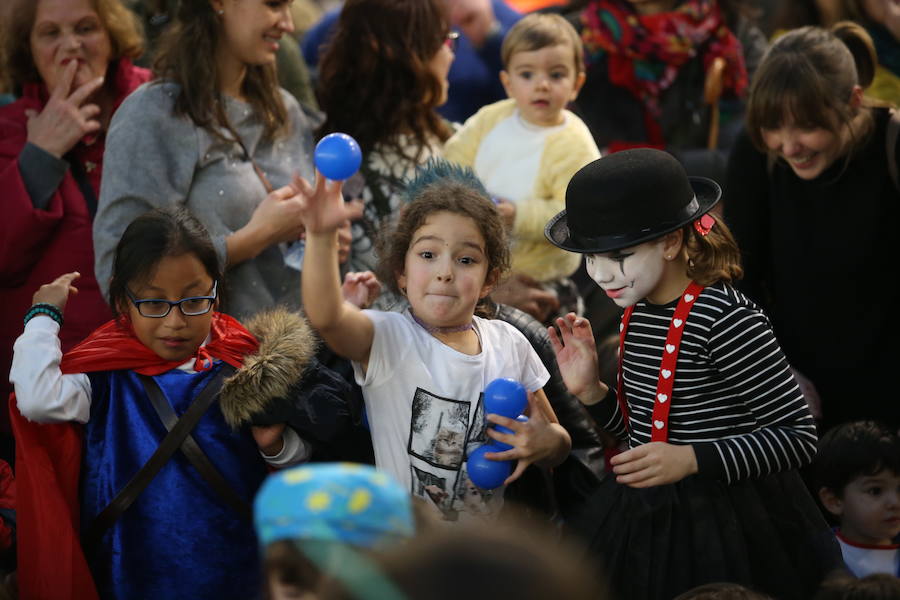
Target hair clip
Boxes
[693,213,716,236]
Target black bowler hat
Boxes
[545,148,721,254]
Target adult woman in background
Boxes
[315,0,454,276]
[724,23,899,431]
[95,0,316,319]
[0,0,149,457]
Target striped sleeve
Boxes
[585,386,628,441]
[692,305,818,483]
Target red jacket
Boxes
[0,59,151,434]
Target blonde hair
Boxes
[501,13,584,74]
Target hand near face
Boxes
[548,313,608,405]
[609,442,698,488]
[32,271,80,311]
[26,60,104,158]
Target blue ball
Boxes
[466,443,512,490]
[314,133,362,181]
[483,378,527,419]
[490,415,529,451]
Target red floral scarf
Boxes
[581,0,748,145]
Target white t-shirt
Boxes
[473,109,567,206]
[353,310,549,522]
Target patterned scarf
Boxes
[581,0,748,144]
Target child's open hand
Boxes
[341,271,382,308]
[32,271,80,311]
[609,442,698,488]
[292,171,363,235]
[484,392,567,485]
[548,313,607,405]
[251,423,287,457]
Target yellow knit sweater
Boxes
[443,99,601,282]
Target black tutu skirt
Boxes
[566,470,845,600]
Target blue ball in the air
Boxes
[314,133,362,181]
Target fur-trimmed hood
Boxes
[219,307,318,429]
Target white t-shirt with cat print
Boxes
[353,309,549,522]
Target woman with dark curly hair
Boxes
[316,0,455,275]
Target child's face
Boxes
[500,44,585,127]
[585,239,667,308]
[761,120,843,181]
[122,254,216,363]
[831,469,900,545]
[397,211,494,328]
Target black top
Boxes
[723,108,900,429]
[588,282,816,483]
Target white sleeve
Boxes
[260,426,312,467]
[10,316,92,423]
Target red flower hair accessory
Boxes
[693,213,716,236]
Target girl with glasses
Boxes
[9,208,352,599]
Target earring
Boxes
[217,9,224,15]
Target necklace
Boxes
[410,311,474,335]
[617,281,705,443]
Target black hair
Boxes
[108,207,223,318]
[813,420,900,495]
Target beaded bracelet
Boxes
[24,303,64,327]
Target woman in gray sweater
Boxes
[95,0,316,319]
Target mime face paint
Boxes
[584,240,667,308]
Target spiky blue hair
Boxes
[403,158,490,205]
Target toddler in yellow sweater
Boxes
[443,13,600,322]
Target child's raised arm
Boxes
[294,173,374,365]
[11,272,92,423]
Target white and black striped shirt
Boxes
[590,282,817,484]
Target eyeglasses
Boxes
[126,281,218,318]
[445,31,459,51]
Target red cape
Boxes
[11,313,257,600]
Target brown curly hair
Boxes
[681,214,743,286]
[152,0,288,142]
[2,0,144,94]
[315,0,451,159]
[376,181,510,300]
